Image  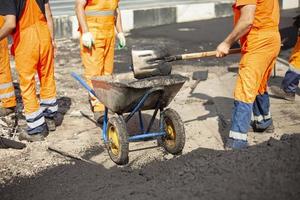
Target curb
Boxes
[54,0,300,39]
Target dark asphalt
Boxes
[115,8,299,73]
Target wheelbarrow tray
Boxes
[91,73,188,114]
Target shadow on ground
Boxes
[1,134,299,200]
[185,92,233,144]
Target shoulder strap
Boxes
[16,0,26,20]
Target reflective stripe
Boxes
[253,115,264,122]
[264,112,272,120]
[26,108,44,120]
[40,98,58,113]
[0,91,15,99]
[253,112,271,122]
[85,10,115,16]
[289,64,300,74]
[0,82,13,90]
[229,131,247,141]
[46,105,58,113]
[40,98,57,105]
[27,116,45,129]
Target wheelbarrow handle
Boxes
[71,72,97,97]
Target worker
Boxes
[216,0,281,149]
[75,0,126,123]
[0,0,57,142]
[0,16,16,117]
[270,15,300,101]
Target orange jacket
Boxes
[233,0,280,48]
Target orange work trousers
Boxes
[14,22,56,114]
[80,17,115,112]
[0,37,16,108]
[234,31,281,103]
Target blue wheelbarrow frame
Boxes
[72,72,187,164]
[72,72,170,142]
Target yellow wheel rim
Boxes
[108,125,120,156]
[165,119,176,147]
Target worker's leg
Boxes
[103,37,115,75]
[38,24,57,130]
[88,36,116,116]
[252,59,276,131]
[80,34,106,112]
[227,32,280,149]
[14,28,47,139]
[227,52,276,149]
[281,67,300,94]
[0,38,16,116]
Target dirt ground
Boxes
[0,35,300,199]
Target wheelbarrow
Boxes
[72,72,188,165]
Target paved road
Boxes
[115,8,299,73]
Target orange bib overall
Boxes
[80,0,119,112]
[233,0,281,103]
[12,0,56,130]
[228,0,281,144]
[0,16,16,108]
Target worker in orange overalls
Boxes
[0,16,16,117]
[271,15,300,101]
[216,0,281,149]
[75,0,126,123]
[0,0,57,142]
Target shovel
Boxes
[132,47,241,79]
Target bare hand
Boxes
[52,39,57,57]
[216,42,230,58]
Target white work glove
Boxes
[117,32,126,49]
[82,32,94,49]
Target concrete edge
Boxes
[54,0,300,39]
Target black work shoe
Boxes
[251,122,275,133]
[0,107,15,117]
[46,117,56,131]
[270,86,296,101]
[94,111,105,124]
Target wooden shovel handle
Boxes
[181,48,241,60]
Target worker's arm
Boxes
[75,0,88,33]
[216,4,256,57]
[75,0,94,48]
[45,3,56,55]
[0,15,16,41]
[115,7,126,48]
[115,7,123,33]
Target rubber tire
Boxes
[158,108,185,155]
[106,116,129,165]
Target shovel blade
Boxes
[131,46,172,79]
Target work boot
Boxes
[94,111,105,124]
[254,121,275,133]
[0,106,15,117]
[18,124,49,142]
[249,121,274,133]
[269,86,296,101]
[46,117,56,131]
[225,138,248,150]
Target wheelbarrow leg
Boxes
[102,107,109,143]
[138,110,145,134]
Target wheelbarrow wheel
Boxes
[158,108,185,154]
[106,116,129,165]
